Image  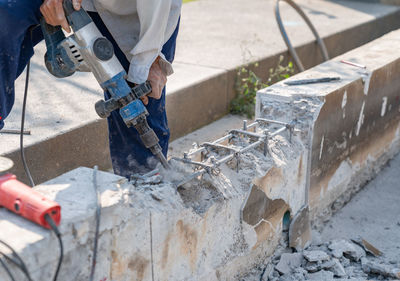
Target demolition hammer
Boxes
[40,0,170,169]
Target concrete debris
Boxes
[289,206,312,251]
[328,239,366,261]
[361,257,400,279]
[261,263,275,281]
[306,269,334,280]
[275,253,303,275]
[331,258,347,277]
[150,190,163,201]
[264,238,398,281]
[339,256,350,267]
[351,236,383,257]
[306,258,339,273]
[303,250,330,263]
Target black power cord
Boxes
[44,214,63,281]
[0,256,16,281]
[0,240,32,281]
[20,26,36,187]
[0,217,63,281]
[20,59,35,187]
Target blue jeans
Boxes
[0,1,179,177]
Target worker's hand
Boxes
[40,0,82,33]
[141,57,167,105]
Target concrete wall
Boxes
[257,29,400,224]
[1,29,400,281]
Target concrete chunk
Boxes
[307,269,334,280]
[351,236,383,257]
[328,240,366,261]
[275,253,303,275]
[303,250,330,263]
[331,258,347,278]
[361,258,400,279]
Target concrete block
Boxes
[0,123,307,280]
[257,29,400,228]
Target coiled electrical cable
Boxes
[274,0,329,72]
[0,239,32,281]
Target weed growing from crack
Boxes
[230,55,295,118]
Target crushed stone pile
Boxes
[261,237,400,281]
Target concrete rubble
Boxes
[262,238,400,281]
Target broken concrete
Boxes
[257,28,400,231]
[264,237,398,281]
[2,19,400,281]
[361,258,400,279]
[275,253,303,275]
[303,250,330,263]
[328,240,366,261]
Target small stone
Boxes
[305,262,319,273]
[150,190,163,201]
[361,257,400,279]
[351,236,383,257]
[329,239,365,261]
[321,259,336,270]
[340,256,350,267]
[331,258,347,277]
[346,266,356,277]
[278,273,298,281]
[275,253,303,275]
[307,270,334,280]
[261,263,274,281]
[272,269,280,278]
[303,250,330,263]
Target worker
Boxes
[0,0,181,177]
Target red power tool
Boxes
[0,156,61,229]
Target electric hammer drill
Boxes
[40,0,170,169]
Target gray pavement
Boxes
[320,152,400,264]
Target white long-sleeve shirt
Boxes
[82,0,182,84]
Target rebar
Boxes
[172,119,296,189]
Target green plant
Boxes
[230,56,294,118]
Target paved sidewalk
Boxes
[320,152,400,264]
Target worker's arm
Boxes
[40,0,82,32]
[129,0,181,104]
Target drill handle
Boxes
[62,0,92,33]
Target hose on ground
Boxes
[274,0,329,72]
